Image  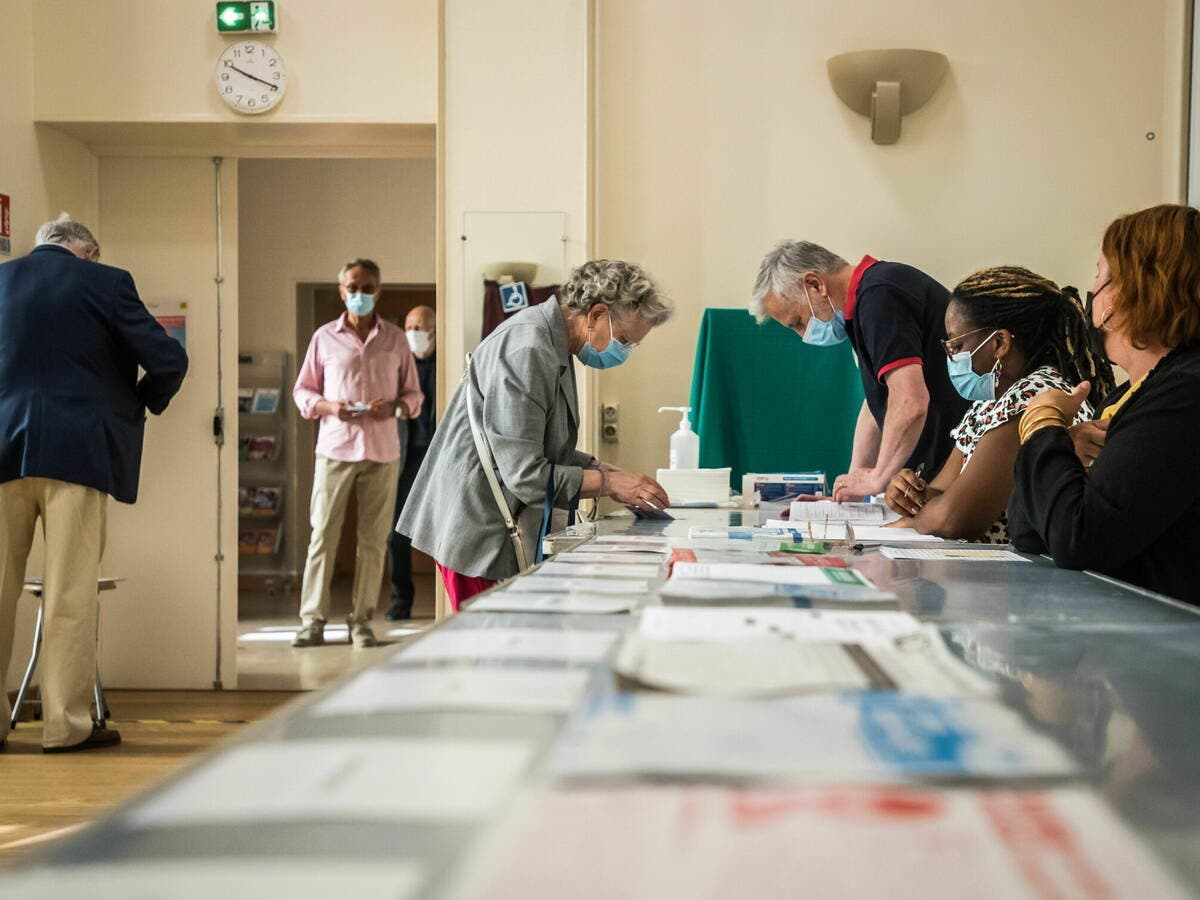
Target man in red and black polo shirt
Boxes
[750,240,969,501]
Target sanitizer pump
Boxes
[658,406,699,470]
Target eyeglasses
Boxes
[941,326,995,359]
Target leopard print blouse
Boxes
[949,366,1091,543]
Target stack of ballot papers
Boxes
[448,785,1188,900]
[655,467,732,506]
[668,547,847,569]
[550,691,1077,781]
[533,561,662,579]
[671,561,871,588]
[613,608,994,698]
[764,520,948,544]
[466,592,637,615]
[505,577,649,595]
[787,500,898,524]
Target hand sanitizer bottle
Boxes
[658,406,699,469]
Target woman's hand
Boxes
[885,468,929,517]
[606,469,671,511]
[1027,381,1091,423]
[1068,418,1108,468]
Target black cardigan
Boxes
[1008,343,1200,606]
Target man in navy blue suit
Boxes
[0,215,187,753]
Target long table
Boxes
[5,509,1200,897]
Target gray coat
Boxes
[398,300,593,580]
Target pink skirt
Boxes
[435,562,497,612]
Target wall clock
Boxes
[215,40,287,115]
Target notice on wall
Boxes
[149,299,187,349]
[0,193,11,255]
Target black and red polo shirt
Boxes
[844,255,969,476]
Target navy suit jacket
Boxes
[0,244,188,503]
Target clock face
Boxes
[215,41,287,115]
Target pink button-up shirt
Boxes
[293,314,424,463]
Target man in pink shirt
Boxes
[291,258,423,648]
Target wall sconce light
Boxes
[826,49,949,145]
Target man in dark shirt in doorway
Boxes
[750,241,969,500]
[387,305,437,620]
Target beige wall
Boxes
[0,0,97,689]
[96,157,240,689]
[33,0,436,124]
[441,0,594,408]
[238,157,436,571]
[596,0,1189,478]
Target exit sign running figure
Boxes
[216,2,277,33]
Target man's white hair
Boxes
[35,212,99,255]
[748,240,848,323]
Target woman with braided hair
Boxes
[885,266,1113,542]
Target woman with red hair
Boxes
[1008,204,1200,605]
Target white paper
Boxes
[7,861,426,900]
[615,636,873,695]
[879,547,1029,562]
[466,593,636,615]
[132,738,535,827]
[787,500,893,523]
[535,561,662,578]
[504,578,649,595]
[554,552,667,564]
[637,607,924,642]
[625,610,991,698]
[449,787,1189,900]
[595,535,671,546]
[671,562,873,588]
[314,668,591,716]
[395,628,617,663]
[564,545,670,557]
[551,693,1076,781]
[764,520,948,543]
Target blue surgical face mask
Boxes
[801,284,848,347]
[345,291,376,317]
[577,315,630,369]
[946,330,999,401]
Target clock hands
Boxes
[223,59,279,91]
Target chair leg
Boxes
[92,593,108,726]
[92,660,106,728]
[10,603,45,731]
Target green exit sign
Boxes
[216,2,277,33]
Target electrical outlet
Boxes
[601,402,619,442]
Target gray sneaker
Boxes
[292,622,325,647]
[350,623,378,648]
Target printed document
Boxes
[879,547,1029,562]
[448,786,1188,900]
[132,738,535,826]
[550,693,1076,780]
[466,593,636,614]
[313,668,591,716]
[392,628,617,664]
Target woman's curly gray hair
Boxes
[558,259,673,326]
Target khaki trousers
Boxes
[299,457,400,627]
[0,477,106,748]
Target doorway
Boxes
[234,156,437,690]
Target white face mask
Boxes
[406,329,432,356]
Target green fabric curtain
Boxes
[688,309,864,490]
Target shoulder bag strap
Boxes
[462,354,530,572]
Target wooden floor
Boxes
[0,689,298,870]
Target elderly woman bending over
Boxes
[399,259,673,609]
